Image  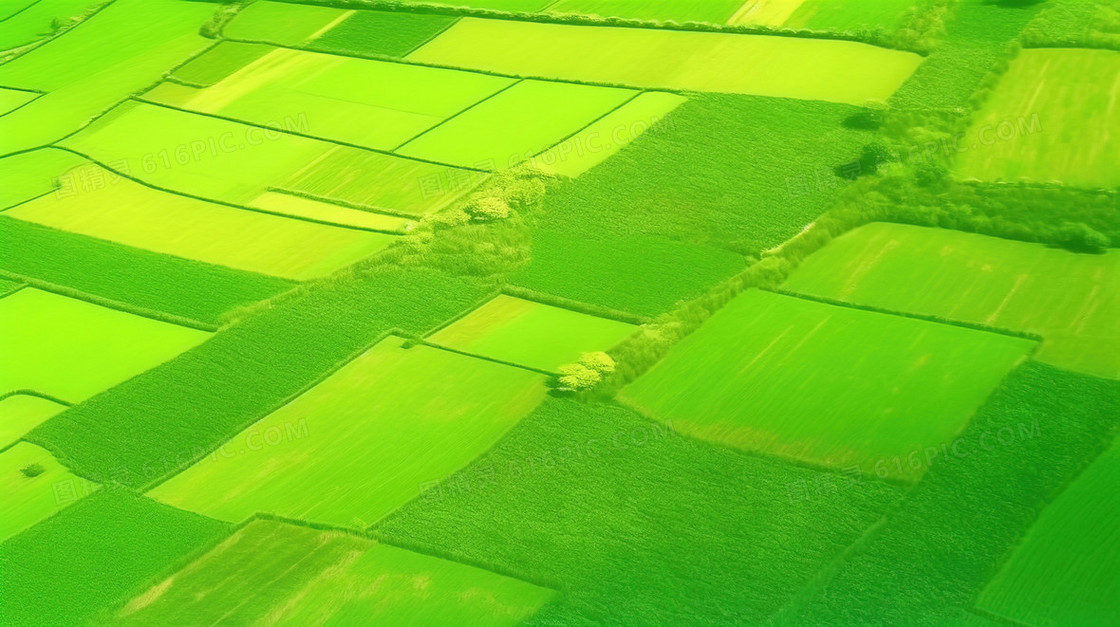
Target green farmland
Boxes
[1,0,1116,624]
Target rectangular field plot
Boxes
[281,145,485,216]
[976,435,1120,625]
[621,290,1034,479]
[0,394,67,448]
[730,0,917,31]
[428,295,637,371]
[148,336,546,526]
[0,288,209,403]
[5,164,398,280]
[224,1,350,47]
[1,442,98,542]
[398,79,637,170]
[171,41,273,87]
[111,519,554,625]
[312,10,458,57]
[530,91,685,178]
[408,19,923,105]
[954,49,1120,188]
[551,0,745,23]
[782,223,1120,378]
[248,191,414,233]
[145,46,514,151]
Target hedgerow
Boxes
[1019,0,1120,51]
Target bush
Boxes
[465,196,511,221]
[20,463,45,478]
[1058,222,1111,253]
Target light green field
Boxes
[0,87,37,115]
[976,435,1120,625]
[6,165,398,280]
[224,1,350,47]
[0,0,103,51]
[621,289,1034,479]
[399,79,637,169]
[281,144,487,216]
[530,91,685,178]
[428,295,637,371]
[0,148,86,209]
[146,46,513,151]
[727,0,807,25]
[0,0,212,154]
[0,394,68,448]
[0,288,209,403]
[550,0,745,23]
[783,223,1120,378]
[112,519,553,625]
[955,49,1120,189]
[248,191,414,233]
[730,0,916,30]
[408,18,923,105]
[1,442,99,542]
[148,336,546,526]
[60,100,330,204]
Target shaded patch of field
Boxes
[954,48,1120,189]
[376,397,903,624]
[6,164,399,280]
[398,79,637,170]
[110,519,554,625]
[0,489,231,626]
[408,18,923,105]
[0,442,99,542]
[27,267,494,489]
[428,295,636,371]
[621,289,1034,479]
[148,336,546,526]
[783,223,1120,378]
[312,9,458,57]
[0,393,67,448]
[0,216,296,327]
[976,432,1120,625]
[774,362,1120,624]
[0,288,210,403]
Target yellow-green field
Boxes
[224,1,350,47]
[111,519,554,625]
[783,223,1120,378]
[954,48,1120,188]
[428,295,637,371]
[248,191,414,233]
[621,289,1034,479]
[148,336,546,526]
[0,288,209,403]
[0,394,68,448]
[1,442,99,542]
[5,165,398,280]
[408,18,923,105]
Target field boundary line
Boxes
[0,0,44,23]
[421,287,501,336]
[135,328,407,494]
[526,87,645,167]
[967,605,1032,627]
[0,187,60,212]
[0,0,116,68]
[0,90,42,119]
[132,96,492,174]
[0,83,44,94]
[47,145,409,236]
[501,284,649,325]
[0,279,24,297]
[400,13,461,57]
[221,36,690,98]
[765,287,1044,344]
[389,78,523,153]
[270,0,920,53]
[266,187,424,220]
[0,388,73,407]
[412,337,559,376]
[0,267,218,331]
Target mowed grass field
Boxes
[110,519,554,625]
[5,165,399,280]
[148,336,547,526]
[1,442,99,542]
[408,18,923,104]
[783,223,1120,378]
[428,295,637,371]
[976,434,1120,625]
[954,48,1120,188]
[0,288,209,403]
[621,289,1034,478]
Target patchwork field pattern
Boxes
[224,1,349,47]
[621,289,1034,478]
[1,442,99,542]
[783,223,1120,378]
[408,18,924,104]
[0,288,209,403]
[0,394,67,448]
[954,48,1120,188]
[428,295,637,371]
[311,9,459,57]
[148,336,547,526]
[111,519,555,625]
